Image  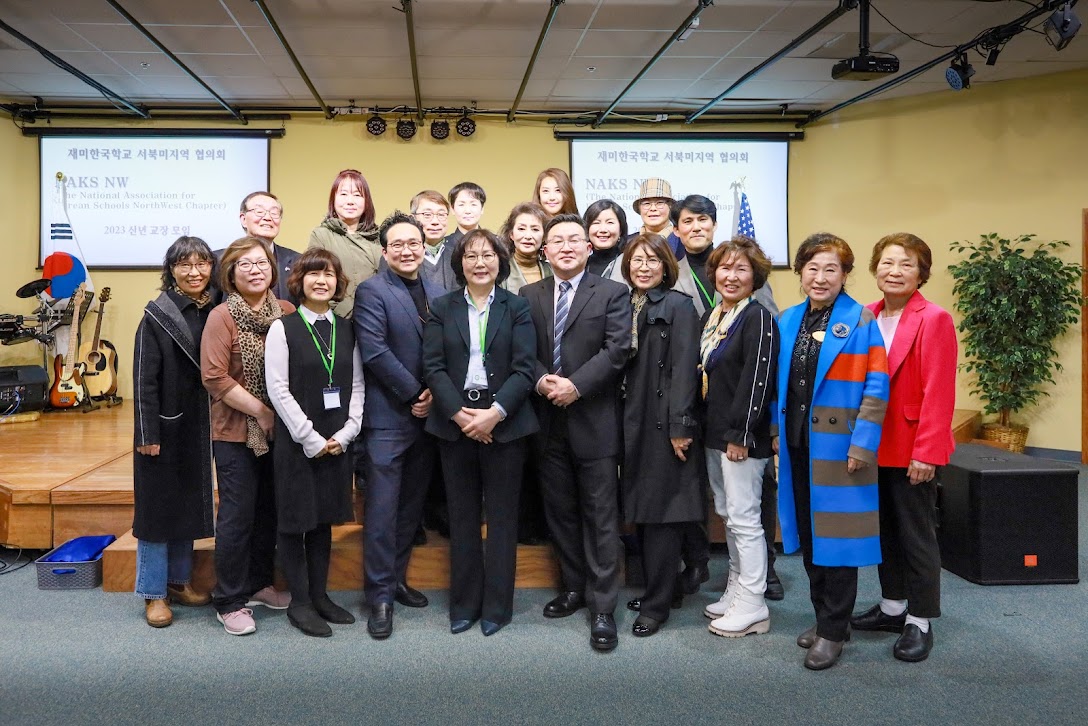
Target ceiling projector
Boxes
[832,53,901,80]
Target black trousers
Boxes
[278,525,332,607]
[362,425,435,605]
[761,458,779,569]
[211,441,278,615]
[877,466,942,618]
[790,445,857,642]
[638,523,686,622]
[538,413,621,614]
[439,434,526,625]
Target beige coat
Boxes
[308,217,382,318]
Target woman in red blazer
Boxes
[851,233,958,664]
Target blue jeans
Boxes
[135,539,194,600]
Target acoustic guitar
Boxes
[78,286,118,398]
[49,284,88,409]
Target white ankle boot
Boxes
[708,590,770,637]
[703,569,739,619]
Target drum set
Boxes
[0,278,91,349]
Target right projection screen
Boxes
[570,137,790,266]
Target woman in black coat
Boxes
[133,236,218,627]
[619,233,706,637]
[423,229,539,636]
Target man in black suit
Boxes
[520,213,631,652]
[214,191,300,305]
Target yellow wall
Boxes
[1,68,1085,451]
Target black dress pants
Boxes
[761,459,779,568]
[439,435,526,625]
[538,412,621,614]
[211,441,278,615]
[278,525,332,607]
[638,523,686,622]
[790,445,857,643]
[877,466,942,618]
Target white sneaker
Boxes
[217,608,257,636]
[703,569,739,619]
[708,590,770,638]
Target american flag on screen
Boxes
[737,192,756,238]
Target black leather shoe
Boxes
[804,636,844,670]
[367,603,393,640]
[851,604,906,633]
[413,526,428,546]
[312,594,356,624]
[543,591,585,618]
[480,619,506,636]
[626,598,642,612]
[450,618,477,634]
[626,593,682,612]
[632,615,663,637]
[395,582,429,608]
[680,562,710,595]
[797,625,851,649]
[765,565,785,601]
[590,613,618,651]
[518,534,547,546]
[893,624,934,662]
[287,603,333,638]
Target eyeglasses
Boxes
[235,259,271,272]
[463,253,497,265]
[245,207,282,221]
[630,256,662,269]
[387,240,424,253]
[174,260,212,274]
[640,199,670,210]
[415,211,449,222]
[545,237,587,250]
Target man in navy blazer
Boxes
[213,191,299,305]
[353,211,441,640]
[520,213,632,652]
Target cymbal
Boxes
[16,279,50,299]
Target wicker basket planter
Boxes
[979,423,1029,453]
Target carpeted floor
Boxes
[2,468,1085,726]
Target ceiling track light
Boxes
[366,114,386,136]
[396,117,417,140]
[430,119,450,140]
[455,113,476,137]
[946,53,975,91]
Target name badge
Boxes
[323,387,341,410]
[471,371,487,386]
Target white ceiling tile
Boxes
[55,51,127,75]
[412,0,598,29]
[669,31,752,58]
[576,29,673,57]
[106,52,188,77]
[419,56,560,81]
[697,2,790,33]
[0,18,96,52]
[106,0,240,26]
[137,25,253,55]
[64,23,157,53]
[0,49,65,74]
[170,53,281,78]
[416,27,582,57]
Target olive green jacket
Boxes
[308,217,382,318]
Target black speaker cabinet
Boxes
[0,364,48,413]
[938,444,1079,585]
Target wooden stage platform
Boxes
[0,403,983,593]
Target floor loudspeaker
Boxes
[938,444,1079,585]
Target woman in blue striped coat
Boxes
[774,233,889,670]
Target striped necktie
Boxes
[553,280,572,375]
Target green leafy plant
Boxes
[948,233,1083,427]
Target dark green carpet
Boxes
[2,468,1085,726]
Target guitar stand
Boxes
[92,394,124,409]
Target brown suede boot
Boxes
[168,583,211,607]
[145,598,173,628]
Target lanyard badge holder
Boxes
[299,311,341,410]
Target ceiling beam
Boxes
[0,18,150,119]
[399,0,425,122]
[799,0,1078,127]
[685,0,858,123]
[104,0,245,123]
[507,0,565,123]
[594,0,716,128]
[250,0,332,119]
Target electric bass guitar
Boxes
[78,286,118,398]
[49,284,88,409]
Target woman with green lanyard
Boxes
[422,229,539,636]
[265,248,365,638]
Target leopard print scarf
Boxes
[172,284,213,309]
[226,291,283,456]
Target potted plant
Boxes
[947,233,1083,452]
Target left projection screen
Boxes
[39,135,270,267]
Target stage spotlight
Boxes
[431,119,450,140]
[396,118,417,140]
[366,114,386,136]
[1044,3,1081,51]
[456,114,476,137]
[946,54,975,91]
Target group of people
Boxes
[131,168,959,670]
